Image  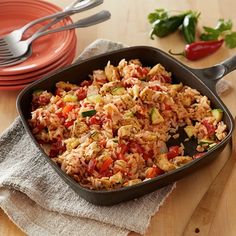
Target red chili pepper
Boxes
[169,39,224,60]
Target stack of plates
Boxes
[0,0,77,91]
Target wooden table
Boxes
[0,0,236,235]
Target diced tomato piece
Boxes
[56,111,63,118]
[146,166,163,178]
[167,146,180,159]
[142,67,149,76]
[99,139,107,148]
[193,152,206,159]
[75,87,87,100]
[56,112,65,123]
[88,159,97,173]
[55,88,64,97]
[150,75,159,81]
[99,157,113,173]
[117,153,124,160]
[129,142,144,154]
[162,75,172,83]
[117,143,129,160]
[202,120,215,136]
[89,116,102,126]
[164,103,171,110]
[134,66,143,77]
[38,94,51,106]
[49,140,66,158]
[80,80,93,87]
[120,143,129,154]
[64,120,74,128]
[146,167,157,178]
[156,166,164,175]
[95,76,107,84]
[143,150,154,160]
[150,85,162,91]
[56,100,65,108]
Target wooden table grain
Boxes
[0,0,236,235]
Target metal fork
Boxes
[0,0,102,49]
[0,10,110,60]
[0,0,104,66]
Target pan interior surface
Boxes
[17,46,234,205]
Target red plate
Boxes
[0,45,76,86]
[0,0,76,75]
[0,37,77,81]
[0,48,76,90]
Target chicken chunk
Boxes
[171,156,192,167]
[154,154,176,172]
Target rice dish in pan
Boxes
[29,59,227,190]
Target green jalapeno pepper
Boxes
[182,12,200,43]
[150,11,190,39]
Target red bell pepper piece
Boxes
[167,146,180,159]
[99,157,113,173]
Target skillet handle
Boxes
[188,55,236,93]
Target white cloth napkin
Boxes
[0,39,176,236]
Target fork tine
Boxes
[0,57,19,63]
[0,48,11,53]
[0,60,18,66]
[0,52,13,56]
[0,48,11,52]
[0,52,13,57]
[0,43,8,47]
[0,59,21,67]
[0,44,11,49]
[0,47,11,51]
[0,54,14,59]
[0,39,7,43]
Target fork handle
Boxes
[28,10,111,44]
[20,0,103,34]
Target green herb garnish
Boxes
[200,19,236,48]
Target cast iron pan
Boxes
[17,46,235,205]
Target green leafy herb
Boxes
[215,19,233,32]
[200,19,236,48]
[225,32,236,48]
[200,26,220,41]
[148,9,168,24]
